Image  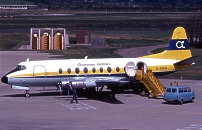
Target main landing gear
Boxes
[110,88,116,102]
[24,90,30,98]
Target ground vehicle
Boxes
[164,86,195,104]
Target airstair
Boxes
[136,70,165,98]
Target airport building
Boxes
[76,30,92,44]
[30,28,69,50]
[0,5,37,10]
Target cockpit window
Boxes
[5,65,26,75]
[17,65,26,70]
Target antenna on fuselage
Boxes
[26,58,29,62]
[84,56,88,59]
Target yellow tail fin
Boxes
[140,27,192,60]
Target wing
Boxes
[95,79,129,86]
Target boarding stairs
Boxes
[136,70,165,98]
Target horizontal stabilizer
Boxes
[174,56,198,65]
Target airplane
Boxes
[1,27,198,98]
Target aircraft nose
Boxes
[1,75,8,84]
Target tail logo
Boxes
[176,41,185,49]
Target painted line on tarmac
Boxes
[80,102,97,109]
[58,102,97,110]
[176,124,202,130]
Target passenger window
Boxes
[75,68,80,74]
[107,67,112,73]
[116,67,120,72]
[59,68,62,74]
[100,67,103,73]
[92,67,96,73]
[67,68,71,74]
[172,88,176,93]
[166,88,171,92]
[188,87,191,92]
[83,67,88,73]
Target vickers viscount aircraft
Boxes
[1,27,197,98]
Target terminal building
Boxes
[30,28,68,50]
[0,5,37,10]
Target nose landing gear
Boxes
[24,90,30,98]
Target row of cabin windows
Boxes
[58,67,120,74]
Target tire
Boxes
[25,93,30,98]
[148,94,152,99]
[191,98,195,103]
[179,99,183,105]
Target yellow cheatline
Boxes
[172,27,187,40]
[11,68,126,78]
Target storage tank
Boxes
[40,32,49,50]
[53,32,63,50]
[32,33,38,49]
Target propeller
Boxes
[67,74,72,95]
[56,80,72,96]
[56,81,63,95]
[66,81,72,95]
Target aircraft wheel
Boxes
[25,91,30,98]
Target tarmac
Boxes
[0,50,202,130]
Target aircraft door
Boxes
[125,62,136,77]
[136,62,148,73]
[33,65,46,81]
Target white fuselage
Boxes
[6,57,178,88]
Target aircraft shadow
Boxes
[1,91,61,98]
[161,101,192,105]
[0,90,135,104]
[57,91,125,104]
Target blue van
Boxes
[164,86,195,104]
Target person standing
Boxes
[70,88,78,104]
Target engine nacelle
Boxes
[60,81,71,87]
[60,80,96,89]
[71,81,86,88]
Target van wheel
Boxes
[148,94,152,99]
[179,99,183,105]
[191,98,195,103]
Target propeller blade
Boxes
[58,82,63,95]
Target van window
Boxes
[183,88,187,92]
[188,87,191,92]
[166,88,171,92]
[172,88,177,93]
[179,88,183,93]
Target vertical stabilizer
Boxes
[140,27,192,60]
